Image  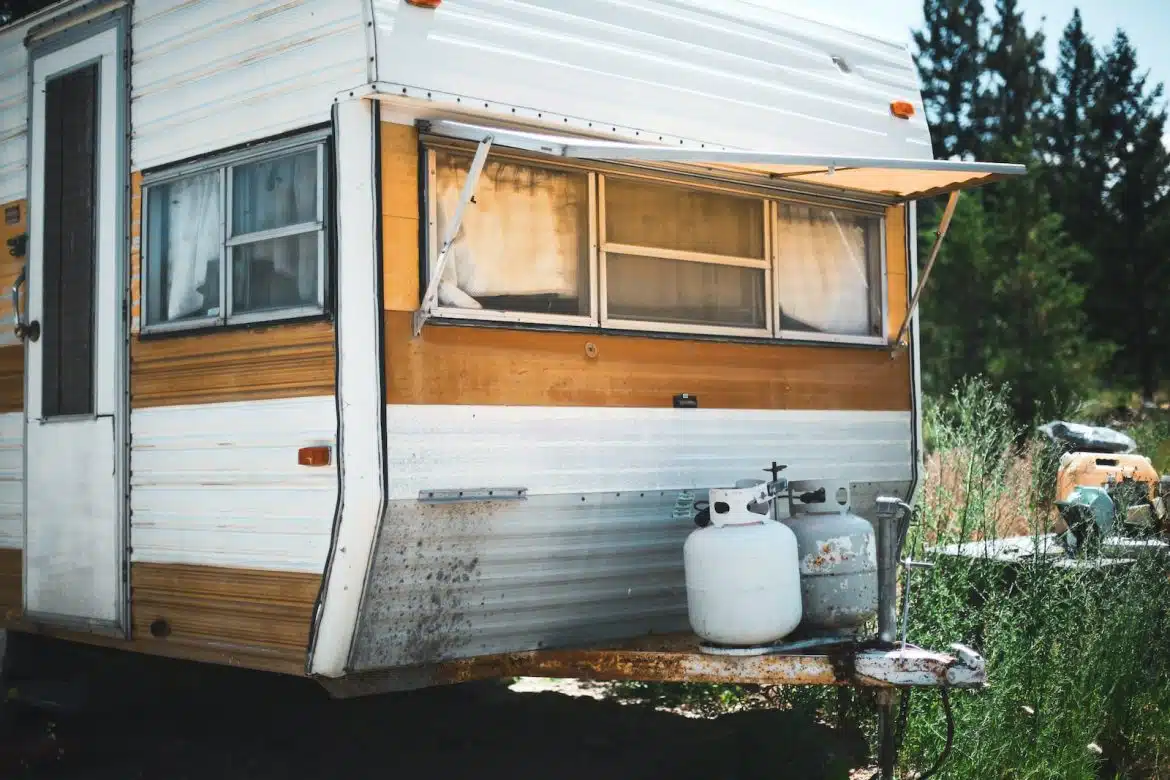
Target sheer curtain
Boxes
[434,153,582,305]
[774,203,876,336]
[162,173,221,320]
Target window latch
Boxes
[891,190,959,351]
[413,134,494,337]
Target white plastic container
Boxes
[684,482,803,646]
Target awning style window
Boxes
[412,119,1026,341]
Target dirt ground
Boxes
[0,634,872,780]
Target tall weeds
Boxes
[900,378,1170,779]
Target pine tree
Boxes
[1088,31,1170,400]
[1047,10,1104,253]
[975,0,1051,158]
[913,0,986,158]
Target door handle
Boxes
[12,265,39,342]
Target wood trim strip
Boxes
[384,310,911,411]
[130,320,336,407]
[0,547,20,622]
[0,345,22,413]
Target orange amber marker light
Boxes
[298,446,332,467]
[405,0,441,7]
[890,100,916,119]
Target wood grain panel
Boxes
[130,562,320,676]
[0,344,22,412]
[0,547,21,621]
[131,320,335,407]
[130,171,142,330]
[0,199,27,330]
[385,310,911,411]
[886,204,909,341]
[381,122,421,312]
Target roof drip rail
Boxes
[892,190,960,351]
[412,131,494,337]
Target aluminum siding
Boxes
[130,0,367,170]
[130,397,338,572]
[349,406,912,670]
[370,0,932,158]
[0,411,21,548]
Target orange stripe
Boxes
[385,309,911,411]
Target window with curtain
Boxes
[432,149,590,318]
[424,141,886,343]
[774,203,883,338]
[602,177,768,332]
[143,132,328,332]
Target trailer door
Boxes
[20,20,128,634]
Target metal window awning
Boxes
[414,119,1026,340]
[422,119,1026,201]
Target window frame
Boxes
[420,138,889,346]
[424,146,599,329]
[140,128,332,335]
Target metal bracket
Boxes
[891,189,960,351]
[412,133,494,337]
[418,487,527,504]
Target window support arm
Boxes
[413,134,494,337]
[892,190,959,350]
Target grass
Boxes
[611,378,1170,778]
[898,379,1170,778]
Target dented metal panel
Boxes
[130,0,367,170]
[350,405,912,670]
[130,397,338,573]
[370,0,932,158]
[0,411,21,549]
[386,406,914,500]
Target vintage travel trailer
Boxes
[0,0,1022,704]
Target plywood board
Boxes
[0,547,20,621]
[381,122,421,312]
[384,310,911,411]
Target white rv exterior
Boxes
[0,0,1019,686]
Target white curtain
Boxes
[163,173,221,320]
[774,203,874,336]
[434,155,580,305]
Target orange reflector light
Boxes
[890,100,916,119]
[405,0,441,7]
[298,446,332,467]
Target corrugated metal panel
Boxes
[386,405,913,500]
[130,397,338,572]
[371,0,931,158]
[351,491,694,669]
[0,411,21,548]
[130,0,367,170]
[351,404,911,670]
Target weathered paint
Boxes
[386,405,913,500]
[348,481,910,671]
[130,0,366,170]
[370,0,931,157]
[0,411,20,549]
[329,634,985,695]
[130,397,338,572]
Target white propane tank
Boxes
[783,481,878,636]
[684,480,803,646]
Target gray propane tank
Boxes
[781,481,878,637]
